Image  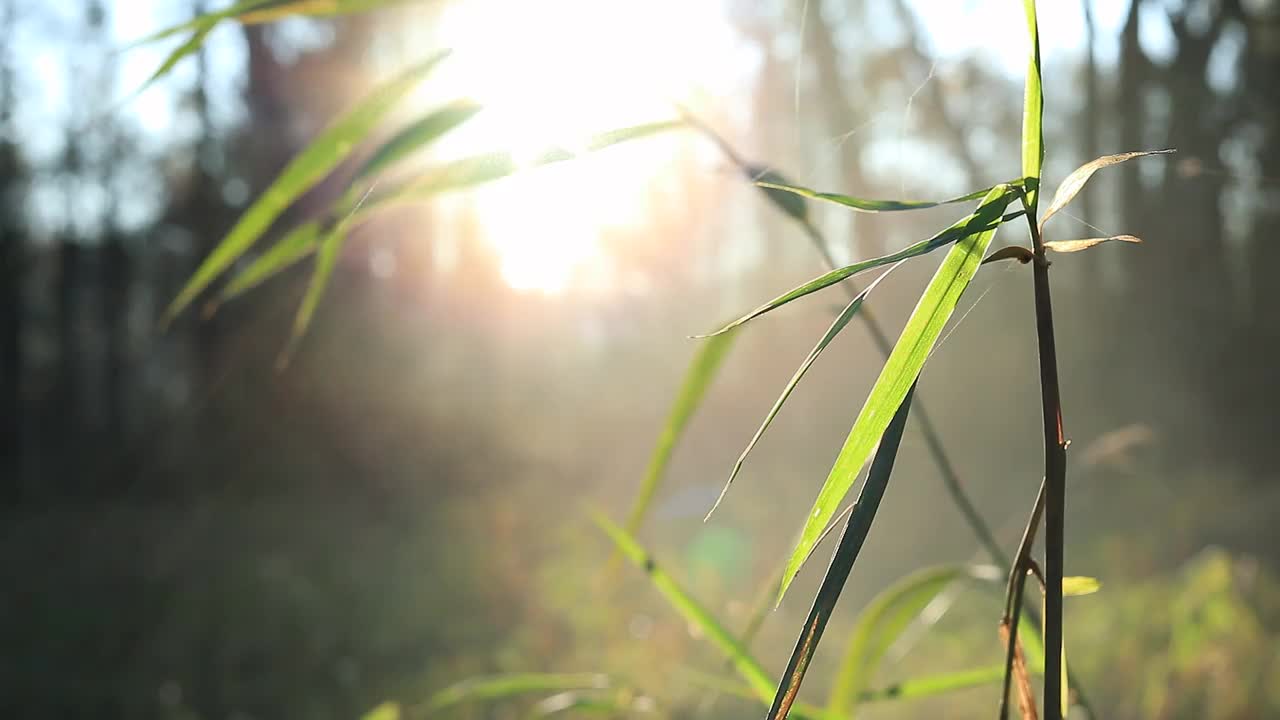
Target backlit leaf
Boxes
[1062,576,1101,597]
[623,327,739,536]
[1021,0,1044,213]
[1043,235,1141,254]
[163,51,451,327]
[697,191,1018,338]
[764,387,917,720]
[422,673,610,714]
[351,100,483,184]
[1040,151,1175,230]
[827,565,968,718]
[708,266,898,519]
[777,186,1014,602]
[591,512,775,703]
[756,181,1007,214]
[359,701,400,720]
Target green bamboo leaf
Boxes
[350,100,483,185]
[359,701,400,720]
[583,120,686,150]
[125,0,406,51]
[1044,235,1141,253]
[756,181,1007,214]
[123,0,277,49]
[708,266,898,520]
[1062,576,1101,597]
[125,21,217,102]
[276,218,351,367]
[1039,148,1176,229]
[236,0,412,25]
[697,195,1017,338]
[1021,0,1044,213]
[532,691,653,717]
[590,511,775,702]
[211,220,323,312]
[366,121,684,209]
[621,327,739,536]
[826,565,966,718]
[421,673,611,714]
[858,665,1005,704]
[689,665,1003,713]
[212,121,682,317]
[777,186,1014,602]
[765,387,917,720]
[162,50,451,328]
[751,167,810,223]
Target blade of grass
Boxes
[1021,0,1044,214]
[826,565,970,718]
[360,701,401,720]
[122,0,277,49]
[1062,577,1100,596]
[123,21,216,102]
[162,50,451,327]
[207,220,323,313]
[777,186,1013,603]
[690,664,1004,712]
[1039,150,1174,230]
[860,664,1006,704]
[237,0,413,25]
[707,265,898,520]
[213,121,685,314]
[697,194,1016,339]
[415,673,611,716]
[764,386,916,720]
[124,0,408,51]
[533,691,654,717]
[349,100,483,185]
[274,217,351,368]
[620,327,739,537]
[590,511,775,702]
[756,181,1008,213]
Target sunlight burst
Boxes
[426,0,741,294]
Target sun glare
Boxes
[421,0,743,295]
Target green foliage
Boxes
[764,387,916,720]
[590,511,776,702]
[1062,576,1102,596]
[709,269,893,518]
[349,100,483,186]
[778,186,1014,603]
[1020,0,1044,213]
[622,327,740,538]
[756,181,1004,214]
[419,672,612,715]
[827,566,970,717]
[146,4,1202,720]
[162,50,453,327]
[696,193,1016,338]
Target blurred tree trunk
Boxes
[0,196,20,498]
[0,0,19,498]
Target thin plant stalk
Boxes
[1000,479,1045,720]
[682,113,1006,566]
[1020,194,1067,720]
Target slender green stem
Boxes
[1020,192,1066,720]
